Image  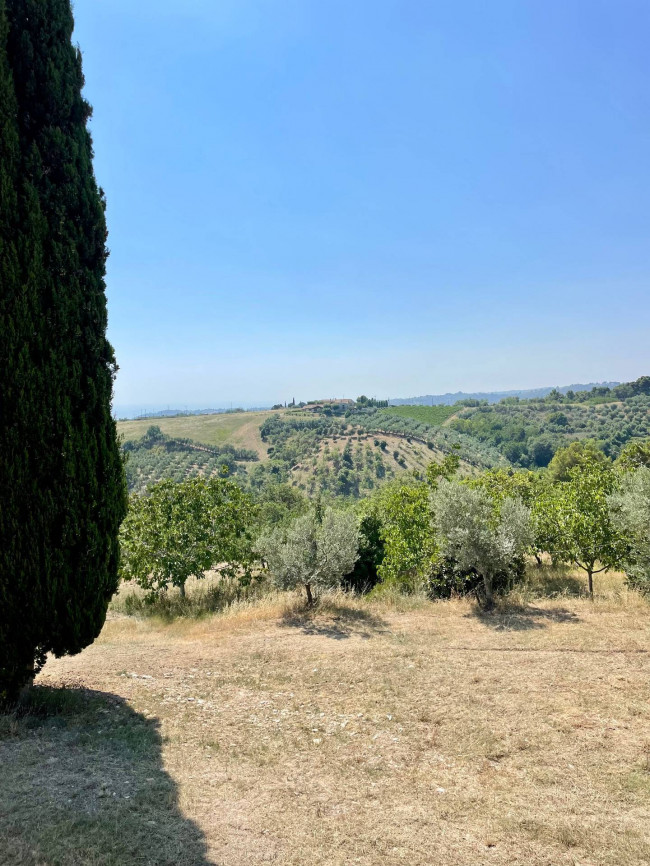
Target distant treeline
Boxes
[389,381,622,406]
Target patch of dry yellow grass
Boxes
[2,570,650,865]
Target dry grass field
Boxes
[117,411,274,457]
[2,571,649,866]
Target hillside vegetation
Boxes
[122,426,259,495]
[451,388,650,467]
[117,377,650,497]
[380,404,458,425]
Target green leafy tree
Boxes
[254,482,308,528]
[536,463,626,595]
[529,438,555,468]
[0,0,127,703]
[616,439,650,472]
[370,479,437,588]
[343,512,385,593]
[256,508,359,604]
[468,467,539,508]
[432,481,532,608]
[119,478,255,599]
[547,439,608,482]
[609,467,650,592]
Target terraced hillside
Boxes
[120,426,260,494]
[117,410,478,496]
[288,430,477,497]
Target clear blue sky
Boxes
[73,0,650,413]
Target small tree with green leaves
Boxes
[119,477,255,600]
[256,507,359,604]
[426,450,461,488]
[369,479,438,590]
[432,480,532,608]
[536,463,626,596]
[609,467,650,592]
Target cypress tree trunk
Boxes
[0,0,127,704]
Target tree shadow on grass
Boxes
[281,603,390,640]
[0,685,213,866]
[467,604,581,632]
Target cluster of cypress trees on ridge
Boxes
[0,1,127,702]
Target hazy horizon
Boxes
[112,376,625,419]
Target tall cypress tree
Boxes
[0,0,127,703]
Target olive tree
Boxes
[470,468,547,565]
[432,480,532,608]
[256,507,359,604]
[119,477,255,599]
[609,467,650,592]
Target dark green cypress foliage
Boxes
[0,0,127,703]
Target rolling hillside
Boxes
[118,410,476,496]
[118,410,273,457]
[117,376,650,495]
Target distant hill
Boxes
[390,383,620,406]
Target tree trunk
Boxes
[305,583,314,606]
[587,569,593,598]
[534,553,543,568]
[482,574,495,610]
[179,582,186,599]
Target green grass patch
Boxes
[380,404,458,426]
